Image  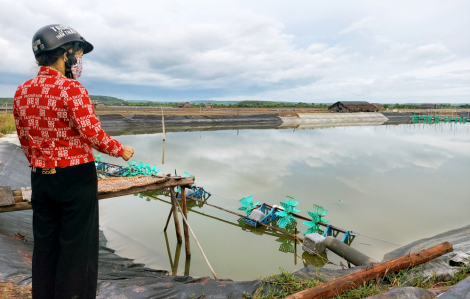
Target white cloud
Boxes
[0,0,469,103]
[339,17,374,34]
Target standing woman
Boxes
[13,24,134,298]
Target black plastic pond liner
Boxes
[99,114,284,127]
[381,112,414,124]
[0,142,32,190]
[99,114,284,136]
[368,287,441,298]
[439,276,470,299]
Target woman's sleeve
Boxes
[63,82,124,157]
[13,99,32,164]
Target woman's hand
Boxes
[121,146,134,161]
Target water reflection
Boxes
[99,123,470,280]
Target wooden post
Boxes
[164,231,174,270]
[173,241,182,276]
[181,187,191,258]
[184,255,191,276]
[163,208,173,231]
[294,227,297,265]
[169,188,183,243]
[162,140,165,165]
[173,195,218,279]
[284,242,453,299]
[161,106,165,141]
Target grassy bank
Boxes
[244,265,469,299]
[0,114,16,137]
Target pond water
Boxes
[99,123,470,281]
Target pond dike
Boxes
[98,112,413,136]
[99,114,283,135]
[1,140,468,298]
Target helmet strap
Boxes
[63,42,80,79]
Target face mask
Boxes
[71,56,83,80]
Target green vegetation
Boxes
[245,268,324,299]
[0,114,16,137]
[385,103,470,109]
[442,103,470,109]
[86,96,330,108]
[244,264,469,299]
[391,103,420,109]
[0,98,14,105]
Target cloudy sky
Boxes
[1,0,469,103]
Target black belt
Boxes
[31,163,84,175]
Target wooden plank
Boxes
[0,201,32,212]
[0,186,15,207]
[284,242,453,299]
[181,187,191,258]
[0,176,195,213]
[97,176,194,199]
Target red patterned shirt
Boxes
[13,66,124,168]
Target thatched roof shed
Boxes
[372,103,383,109]
[203,103,213,108]
[178,102,192,108]
[328,101,378,113]
[419,104,442,109]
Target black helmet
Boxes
[32,24,93,56]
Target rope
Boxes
[350,232,401,247]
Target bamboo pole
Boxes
[284,242,453,299]
[181,187,191,258]
[173,193,218,279]
[162,140,165,164]
[169,188,183,244]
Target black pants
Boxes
[31,162,99,299]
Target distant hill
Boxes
[89,95,127,105]
[0,98,13,104]
[2,95,468,108]
[189,100,240,105]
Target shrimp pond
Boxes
[99,123,470,280]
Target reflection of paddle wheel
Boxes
[275,225,299,253]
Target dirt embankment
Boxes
[96,107,326,117]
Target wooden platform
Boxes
[0,176,195,213]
